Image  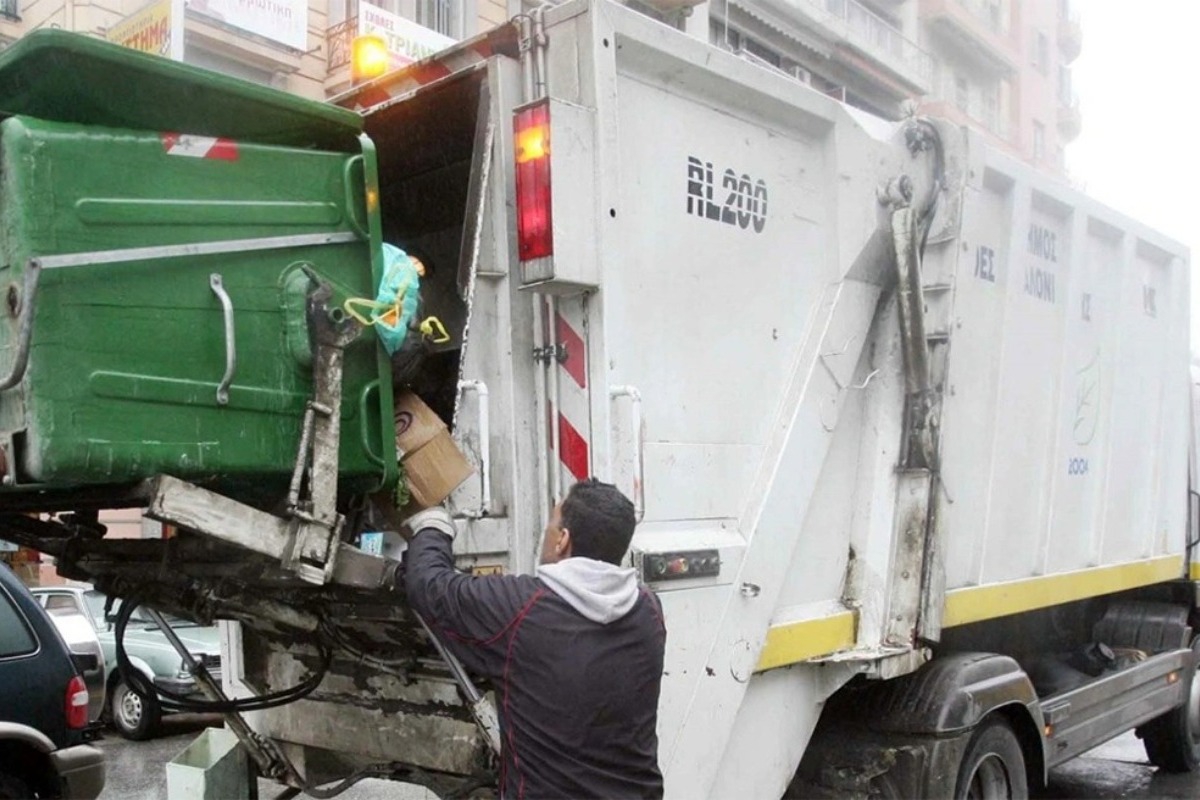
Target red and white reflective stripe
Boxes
[340,25,518,113]
[160,132,239,161]
[549,297,591,488]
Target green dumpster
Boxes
[0,31,397,501]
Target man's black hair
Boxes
[561,479,636,565]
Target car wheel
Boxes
[0,771,33,800]
[954,718,1028,799]
[109,678,160,741]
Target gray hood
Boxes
[536,558,640,624]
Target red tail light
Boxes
[514,101,553,261]
[65,675,88,730]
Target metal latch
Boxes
[532,344,567,365]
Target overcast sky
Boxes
[1069,0,1200,344]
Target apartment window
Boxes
[983,89,998,132]
[1033,31,1049,73]
[1033,121,1046,162]
[417,0,457,37]
[709,24,782,68]
[711,21,740,51]
[330,0,460,37]
[954,75,969,112]
[329,0,360,25]
[1058,65,1072,105]
[744,37,783,68]
[987,1,1002,33]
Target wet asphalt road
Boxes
[97,718,1200,799]
[94,715,432,800]
[1043,732,1198,798]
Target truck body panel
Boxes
[937,152,1188,613]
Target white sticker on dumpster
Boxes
[160,133,239,161]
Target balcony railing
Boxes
[954,0,1007,36]
[820,0,934,87]
[1058,12,1082,62]
[929,68,1008,139]
[1058,91,1082,142]
[327,18,354,71]
[0,0,19,21]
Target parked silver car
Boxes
[32,587,221,740]
[38,598,107,726]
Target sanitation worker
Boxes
[404,478,666,799]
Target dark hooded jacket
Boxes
[405,529,666,799]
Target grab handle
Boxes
[209,274,236,406]
[609,386,645,521]
[0,261,42,392]
[458,380,491,517]
[343,155,370,239]
[359,380,385,468]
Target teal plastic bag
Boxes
[344,243,422,355]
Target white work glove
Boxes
[404,506,456,540]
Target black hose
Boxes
[113,597,331,713]
[111,598,452,799]
[909,118,945,256]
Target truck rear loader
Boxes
[0,2,1195,797]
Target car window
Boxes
[82,590,107,628]
[83,589,191,628]
[43,594,79,617]
[0,586,37,658]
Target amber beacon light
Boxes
[351,34,390,84]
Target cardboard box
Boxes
[394,391,449,455]
[393,391,474,516]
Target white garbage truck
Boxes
[0,1,1195,797]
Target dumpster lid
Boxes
[0,30,363,151]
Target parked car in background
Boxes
[37,597,107,726]
[0,564,104,799]
[32,586,221,740]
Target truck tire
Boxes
[954,718,1028,799]
[1138,636,1200,772]
[0,771,33,800]
[110,678,160,740]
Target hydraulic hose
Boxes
[113,597,331,714]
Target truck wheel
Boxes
[1138,636,1200,772]
[0,772,33,800]
[955,718,1028,799]
[110,678,160,740]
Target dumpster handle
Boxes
[343,155,370,239]
[209,274,237,406]
[358,380,386,467]
[0,261,40,393]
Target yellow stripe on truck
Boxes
[1191,562,1200,581]
[755,556,1187,672]
[943,555,1186,628]
[756,611,857,673]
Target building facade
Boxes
[0,0,509,101]
[0,0,1079,169]
[697,0,1082,174]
